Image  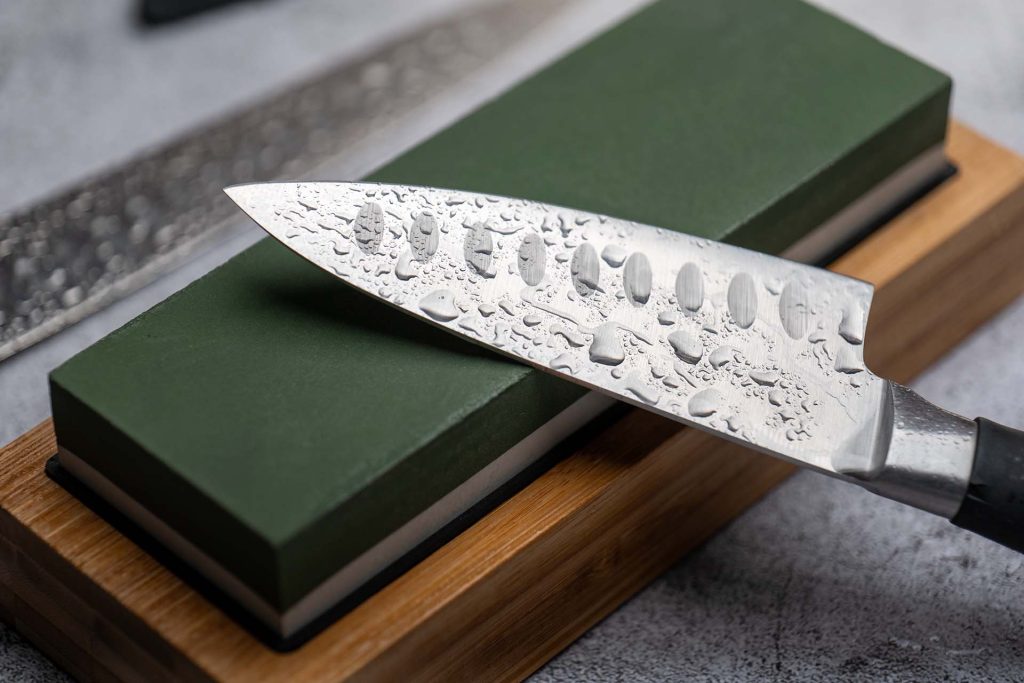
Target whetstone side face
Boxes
[2,124,1023,682]
[46,0,952,619]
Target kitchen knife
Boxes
[226,182,1024,553]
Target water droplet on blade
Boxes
[658,309,679,326]
[418,289,459,321]
[550,323,585,347]
[834,346,864,374]
[689,388,723,417]
[839,303,864,345]
[749,370,780,386]
[493,322,511,346]
[601,244,628,268]
[667,329,703,364]
[550,352,577,374]
[625,373,660,405]
[458,315,484,335]
[709,345,737,369]
[589,323,624,365]
[396,250,417,280]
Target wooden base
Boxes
[2,123,1023,682]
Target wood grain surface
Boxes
[1,123,1023,682]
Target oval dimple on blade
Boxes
[464,223,494,278]
[570,243,600,296]
[518,232,546,286]
[353,201,384,254]
[675,262,704,312]
[779,281,809,339]
[623,252,652,306]
[409,212,439,261]
[727,272,758,328]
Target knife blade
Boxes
[226,181,1024,554]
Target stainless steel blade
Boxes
[227,181,901,488]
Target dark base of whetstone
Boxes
[44,404,623,652]
[812,161,957,266]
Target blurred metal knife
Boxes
[228,181,1024,554]
[0,0,575,362]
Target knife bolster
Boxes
[856,383,976,518]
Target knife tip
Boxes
[222,183,259,208]
[223,183,287,235]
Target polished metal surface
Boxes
[228,183,906,480]
[840,382,976,518]
[0,0,569,363]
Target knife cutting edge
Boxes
[226,181,1024,554]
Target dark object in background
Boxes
[140,0,263,24]
[0,0,553,365]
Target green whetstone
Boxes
[50,0,950,647]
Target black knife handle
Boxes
[952,418,1024,553]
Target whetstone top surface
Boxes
[49,0,951,616]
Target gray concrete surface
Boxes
[0,0,1022,680]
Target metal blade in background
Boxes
[0,0,572,363]
[226,182,889,483]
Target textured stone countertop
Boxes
[1,1,1022,680]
